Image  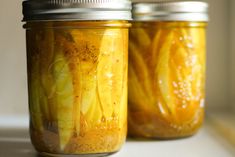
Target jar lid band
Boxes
[132,1,209,22]
[22,0,132,21]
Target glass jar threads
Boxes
[128,1,208,139]
[22,0,131,156]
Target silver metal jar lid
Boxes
[22,0,132,21]
[132,1,209,22]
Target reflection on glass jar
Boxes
[22,0,131,156]
[128,1,208,139]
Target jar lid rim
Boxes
[132,1,209,22]
[22,0,132,21]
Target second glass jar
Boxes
[128,1,208,139]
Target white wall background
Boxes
[0,0,28,116]
[229,0,235,112]
[0,0,234,116]
[205,0,230,112]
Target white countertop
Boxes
[0,116,234,157]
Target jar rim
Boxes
[22,0,132,21]
[132,1,209,22]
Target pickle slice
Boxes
[52,49,74,150]
[130,28,151,49]
[128,64,151,111]
[39,28,55,121]
[28,57,44,132]
[55,31,82,136]
[70,30,103,126]
[97,48,113,118]
[27,31,44,132]
[80,68,97,114]
[80,65,102,127]
[84,92,102,128]
[156,32,175,115]
[97,29,124,119]
[111,30,126,116]
[129,41,154,104]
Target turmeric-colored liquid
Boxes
[128,22,206,139]
[25,21,129,155]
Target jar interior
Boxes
[26,21,129,155]
[128,21,207,139]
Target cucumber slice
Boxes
[97,29,124,119]
[156,32,175,115]
[28,56,44,132]
[52,49,74,150]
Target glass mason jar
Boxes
[22,0,131,156]
[128,1,208,139]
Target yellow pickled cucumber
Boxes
[55,31,82,136]
[80,66,103,127]
[84,93,102,127]
[39,87,49,122]
[39,28,55,121]
[97,50,113,118]
[52,49,74,150]
[28,57,44,132]
[173,28,204,99]
[80,69,97,114]
[128,64,152,111]
[116,30,128,127]
[70,30,101,116]
[151,30,162,65]
[80,66,102,127]
[190,28,206,98]
[119,73,127,128]
[167,28,205,123]
[130,28,151,49]
[156,32,175,115]
[97,29,124,119]
[111,30,126,116]
[129,41,153,103]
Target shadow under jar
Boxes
[22,0,131,156]
[128,1,208,139]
